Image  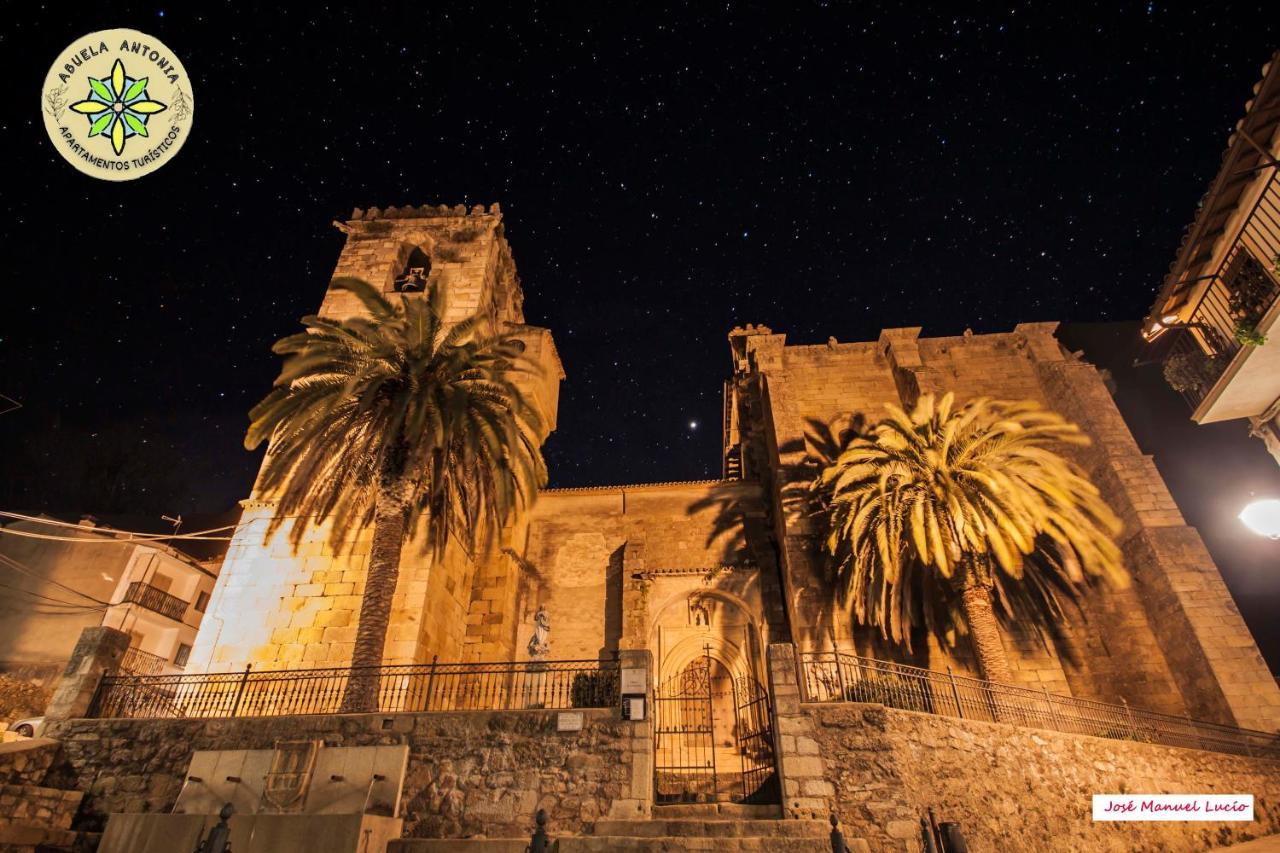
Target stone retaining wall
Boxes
[44,708,644,839]
[807,702,1280,852]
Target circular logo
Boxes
[41,29,194,180]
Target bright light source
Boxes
[1239,499,1280,540]
[1161,314,1180,325]
[688,420,699,430]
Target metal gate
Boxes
[654,656,717,803]
[733,675,778,804]
[653,653,779,804]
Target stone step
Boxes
[591,818,830,838]
[0,821,78,849]
[652,803,781,819]
[390,839,845,853]
[389,840,528,853]
[559,837,836,852]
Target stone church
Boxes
[189,200,1280,757]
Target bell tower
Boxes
[189,203,564,674]
[322,202,563,436]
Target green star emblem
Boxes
[68,59,168,156]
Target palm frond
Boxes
[812,392,1128,650]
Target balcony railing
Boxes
[799,650,1280,760]
[122,582,188,621]
[119,646,168,676]
[1162,167,1280,409]
[88,657,621,720]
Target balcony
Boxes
[120,645,168,676]
[123,581,189,622]
[1160,168,1280,420]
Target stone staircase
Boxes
[0,737,84,851]
[391,803,862,852]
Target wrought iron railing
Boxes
[1163,167,1280,409]
[119,645,168,676]
[122,581,189,621]
[89,657,621,720]
[799,650,1280,760]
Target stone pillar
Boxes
[766,643,833,819]
[608,647,653,819]
[45,627,129,721]
[620,538,649,649]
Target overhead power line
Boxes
[0,511,236,543]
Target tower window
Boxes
[393,247,432,293]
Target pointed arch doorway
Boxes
[651,592,778,805]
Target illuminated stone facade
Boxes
[189,204,564,672]
[190,205,1280,734]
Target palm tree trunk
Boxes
[339,477,410,713]
[959,578,1012,686]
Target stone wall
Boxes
[0,667,58,724]
[506,481,786,665]
[44,709,645,839]
[0,783,80,833]
[733,321,1280,730]
[0,739,61,787]
[807,702,1280,853]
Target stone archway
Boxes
[649,590,777,804]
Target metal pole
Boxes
[1184,710,1205,752]
[920,816,939,853]
[829,813,848,853]
[947,666,964,719]
[528,808,550,853]
[833,644,848,702]
[230,665,251,717]
[424,655,438,712]
[1042,684,1060,732]
[733,676,747,802]
[1121,698,1138,740]
[704,646,718,799]
[194,802,233,853]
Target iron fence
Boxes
[799,650,1280,760]
[89,657,620,720]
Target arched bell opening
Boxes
[393,246,432,293]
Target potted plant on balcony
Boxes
[1163,350,1225,394]
[1228,255,1273,346]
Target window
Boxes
[393,246,431,293]
[194,591,210,613]
[174,643,192,667]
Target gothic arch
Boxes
[649,587,764,690]
[646,586,757,637]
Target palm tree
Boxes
[812,392,1126,684]
[246,278,547,711]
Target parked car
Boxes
[7,717,43,737]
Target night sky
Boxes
[4,7,1279,664]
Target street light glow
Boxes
[1239,499,1280,540]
